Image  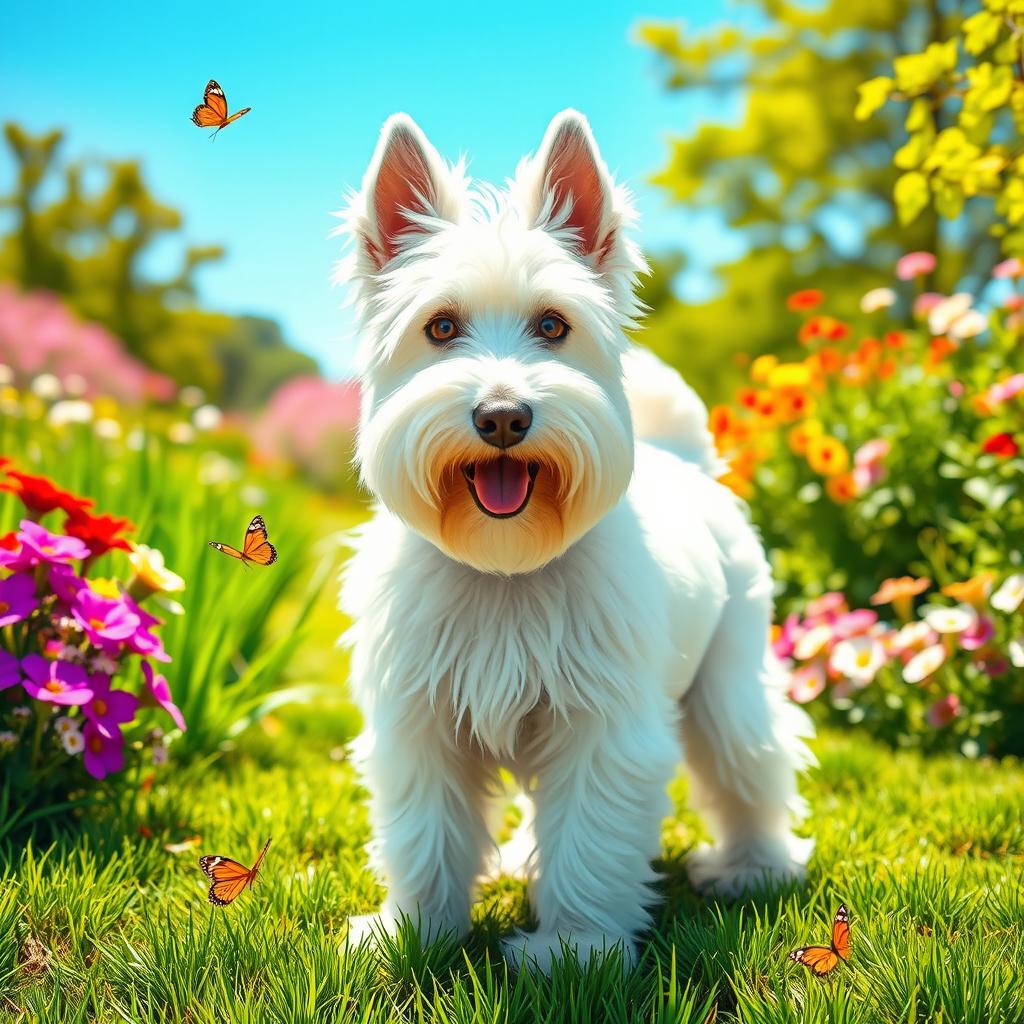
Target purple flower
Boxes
[71,590,139,650]
[0,650,21,691]
[122,595,170,662]
[960,615,995,652]
[50,563,88,604]
[82,720,125,779]
[0,573,37,627]
[21,655,94,705]
[0,520,89,571]
[142,661,186,731]
[81,673,138,739]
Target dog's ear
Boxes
[355,114,460,271]
[519,110,621,266]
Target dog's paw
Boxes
[686,833,813,898]
[502,929,637,974]
[345,905,399,947]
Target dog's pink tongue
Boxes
[474,457,531,515]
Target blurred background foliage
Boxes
[634,0,1002,401]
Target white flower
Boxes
[0,364,13,386]
[61,730,85,755]
[11,706,31,722]
[830,635,887,686]
[928,293,973,336]
[860,287,897,313]
[126,427,146,451]
[992,574,1024,614]
[0,730,17,751]
[54,717,80,736]
[1009,638,1024,668]
[794,624,834,660]
[788,660,826,704]
[891,620,938,654]
[168,422,196,444]
[193,404,223,431]
[924,604,977,635]
[949,309,987,339]
[90,654,119,675]
[903,643,947,683]
[30,372,62,400]
[128,544,186,594]
[94,417,123,440]
[48,400,93,427]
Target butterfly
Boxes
[191,80,251,138]
[199,837,271,906]
[788,904,852,977]
[209,515,278,567]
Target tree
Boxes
[635,0,994,400]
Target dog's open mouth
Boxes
[461,458,539,518]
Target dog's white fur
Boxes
[337,110,814,972]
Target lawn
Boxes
[3,718,1023,1023]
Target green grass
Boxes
[2,724,1022,1024]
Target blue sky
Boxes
[1,1,749,377]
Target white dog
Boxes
[337,110,814,972]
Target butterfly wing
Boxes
[789,945,841,977]
[249,837,272,879]
[191,81,229,127]
[209,541,245,561]
[831,904,852,961]
[241,515,277,566]
[199,854,252,906]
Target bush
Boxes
[709,257,1023,754]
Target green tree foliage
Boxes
[0,124,314,406]
[635,0,994,400]
[862,0,1024,255]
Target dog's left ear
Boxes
[517,110,625,270]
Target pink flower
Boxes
[0,573,38,627]
[0,520,89,571]
[805,592,847,621]
[959,615,994,652]
[926,693,961,728]
[82,720,125,779]
[993,257,1023,279]
[0,650,21,691]
[987,374,1024,406]
[854,439,891,468]
[789,660,827,704]
[913,292,944,318]
[21,655,94,705]
[142,661,186,731]
[122,595,170,662]
[974,651,1009,677]
[948,380,965,398]
[896,251,936,280]
[832,609,879,640]
[81,673,138,739]
[71,590,140,650]
[773,613,803,660]
[794,623,834,660]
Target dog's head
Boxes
[338,111,645,574]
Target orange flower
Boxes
[876,357,898,380]
[871,576,931,621]
[925,335,959,370]
[825,472,859,503]
[855,337,883,364]
[817,347,845,374]
[778,390,814,422]
[720,471,753,499]
[941,573,995,607]
[884,331,906,349]
[787,289,824,311]
[799,316,849,345]
[788,418,824,455]
[736,387,759,411]
[754,390,779,422]
[708,405,735,438]
[806,435,850,476]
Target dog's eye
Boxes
[426,316,459,344]
[537,313,569,342]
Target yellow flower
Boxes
[768,362,812,391]
[750,354,779,383]
[806,435,850,477]
[128,544,186,599]
[788,418,824,456]
[89,577,121,599]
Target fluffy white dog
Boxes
[337,109,814,972]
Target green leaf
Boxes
[855,76,894,120]
[894,171,930,224]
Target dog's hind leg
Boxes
[680,511,816,897]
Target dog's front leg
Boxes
[349,696,493,945]
[505,693,679,973]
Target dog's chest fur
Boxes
[342,509,669,759]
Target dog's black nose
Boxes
[472,400,533,449]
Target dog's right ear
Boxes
[353,114,461,272]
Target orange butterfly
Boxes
[191,80,251,137]
[199,837,271,906]
[788,904,852,977]
[209,515,277,567]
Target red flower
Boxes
[0,532,18,551]
[0,471,94,517]
[982,432,1020,458]
[787,289,825,312]
[64,509,135,558]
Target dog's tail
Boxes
[621,345,725,477]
